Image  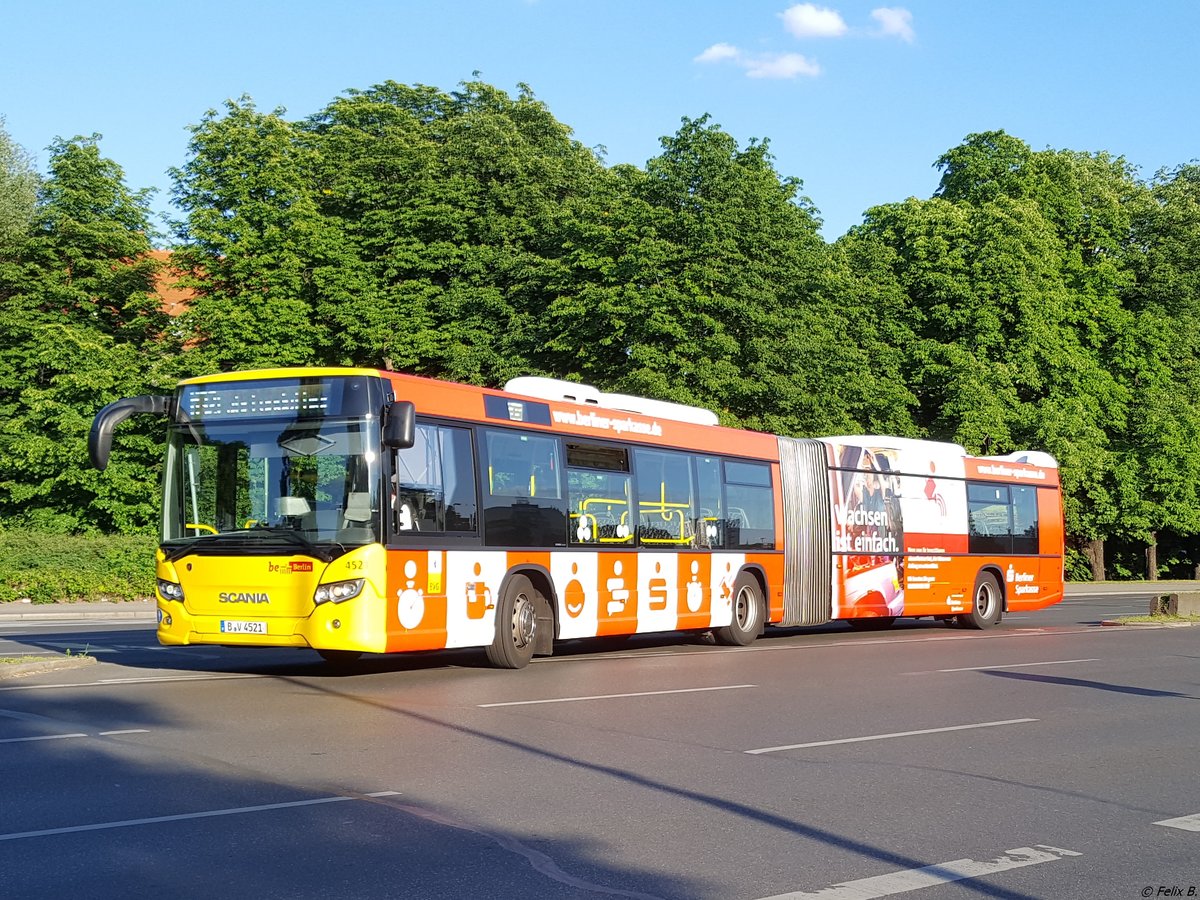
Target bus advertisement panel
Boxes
[826,438,1062,628]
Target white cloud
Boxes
[694,42,741,63]
[871,7,915,42]
[746,53,822,79]
[695,43,821,80]
[780,4,848,39]
[696,4,912,81]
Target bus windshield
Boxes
[160,376,384,557]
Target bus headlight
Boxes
[314,578,365,605]
[157,579,185,602]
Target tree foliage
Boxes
[0,136,166,532]
[1,87,1199,579]
[0,117,39,261]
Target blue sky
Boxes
[2,1,1196,241]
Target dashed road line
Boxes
[745,719,1039,755]
[479,684,757,707]
[0,791,402,841]
[0,673,261,692]
[932,658,1099,673]
[0,729,149,745]
[0,733,87,744]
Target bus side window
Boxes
[633,448,696,546]
[694,455,724,548]
[392,423,477,534]
[967,483,1012,554]
[723,460,775,550]
[481,428,567,547]
[1010,486,1039,554]
[566,442,632,545]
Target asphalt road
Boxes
[1,588,1197,899]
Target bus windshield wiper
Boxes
[162,527,337,562]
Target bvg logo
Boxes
[219,592,270,603]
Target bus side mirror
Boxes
[90,395,173,471]
[383,400,416,449]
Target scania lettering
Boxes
[219,593,271,604]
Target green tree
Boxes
[851,132,1154,577]
[0,117,39,261]
[0,136,166,532]
[1120,164,1200,577]
[304,79,609,383]
[529,115,912,435]
[169,97,337,372]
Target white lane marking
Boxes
[0,791,402,842]
[479,684,757,708]
[745,719,1038,755]
[933,658,1100,673]
[532,625,1109,667]
[0,673,261,692]
[756,844,1081,899]
[0,729,147,744]
[1155,814,1200,832]
[0,733,87,744]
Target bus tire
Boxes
[846,616,896,631]
[317,649,362,665]
[714,573,764,647]
[959,571,1003,629]
[486,574,540,669]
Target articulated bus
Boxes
[90,367,1065,668]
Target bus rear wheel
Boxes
[959,572,1003,629]
[486,575,540,669]
[714,573,764,647]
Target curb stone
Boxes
[1100,619,1197,627]
[0,600,157,621]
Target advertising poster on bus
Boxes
[827,440,970,620]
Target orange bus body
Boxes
[96,368,1064,665]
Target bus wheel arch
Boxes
[960,568,1004,629]
[520,566,557,656]
[846,614,896,631]
[714,568,766,646]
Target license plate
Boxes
[220,620,267,635]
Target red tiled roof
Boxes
[149,249,194,316]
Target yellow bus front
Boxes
[153,369,394,655]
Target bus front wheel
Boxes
[959,572,1003,629]
[714,573,764,647]
[486,575,540,669]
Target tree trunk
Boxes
[1084,538,1106,582]
[1146,532,1158,581]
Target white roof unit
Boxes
[503,377,719,426]
[982,450,1059,468]
[504,377,603,407]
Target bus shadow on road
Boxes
[982,668,1200,699]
